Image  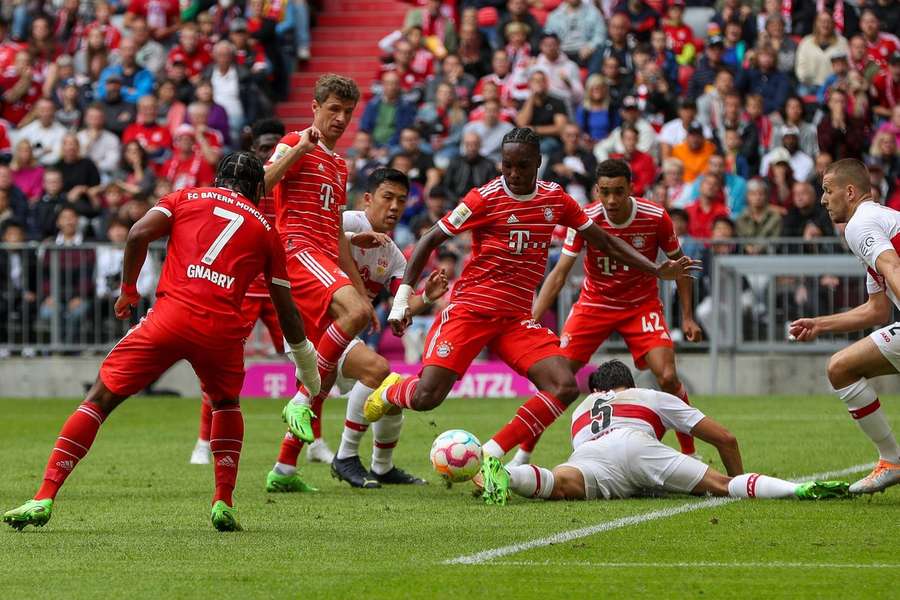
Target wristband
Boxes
[121,282,138,297]
[421,292,434,305]
[394,284,413,308]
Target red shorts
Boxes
[422,303,564,377]
[560,298,673,369]
[287,250,352,345]
[242,295,285,353]
[99,302,246,401]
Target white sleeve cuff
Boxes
[150,206,172,217]
[437,220,455,237]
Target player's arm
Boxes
[269,281,321,397]
[690,417,743,476]
[407,269,449,316]
[580,223,701,280]
[262,127,321,193]
[532,252,577,321]
[338,220,381,333]
[389,225,450,335]
[115,208,171,319]
[669,247,702,342]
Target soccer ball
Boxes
[430,429,483,483]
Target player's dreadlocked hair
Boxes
[595,159,632,182]
[501,127,540,152]
[588,359,636,392]
[216,152,265,204]
[251,117,286,140]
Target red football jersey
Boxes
[438,177,591,315]
[562,197,680,311]
[245,192,278,298]
[866,33,900,70]
[267,132,348,262]
[152,186,290,340]
[166,45,211,78]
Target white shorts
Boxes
[870,322,900,373]
[560,428,708,500]
[284,337,362,396]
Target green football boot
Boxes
[210,500,242,532]
[481,456,510,506]
[3,499,53,531]
[282,402,315,443]
[795,480,850,500]
[265,469,319,493]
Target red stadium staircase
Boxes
[276,0,410,154]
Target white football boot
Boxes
[189,439,212,465]
[848,460,900,494]
[306,438,335,463]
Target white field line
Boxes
[485,560,899,570]
[444,462,874,565]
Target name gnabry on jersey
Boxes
[187,264,235,289]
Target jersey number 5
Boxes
[320,183,334,210]
[202,206,245,266]
[590,396,613,434]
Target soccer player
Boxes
[483,359,849,503]
[189,118,291,465]
[261,75,379,492]
[328,168,448,488]
[790,158,900,494]
[365,127,700,505]
[2,153,321,532]
[523,158,702,466]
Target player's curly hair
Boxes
[501,127,540,152]
[588,360,635,392]
[596,159,632,182]
[216,152,265,203]
[314,74,360,105]
[251,118,285,140]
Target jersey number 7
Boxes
[202,206,245,266]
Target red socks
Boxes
[492,392,566,454]
[311,394,325,439]
[35,402,106,500]
[198,394,212,442]
[277,431,304,467]
[317,323,352,378]
[210,405,244,506]
[519,431,541,453]
[385,376,420,409]
[674,385,696,455]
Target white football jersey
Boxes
[570,388,705,450]
[343,210,407,300]
[844,201,900,310]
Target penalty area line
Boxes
[444,462,874,565]
[482,560,900,570]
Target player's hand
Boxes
[114,290,141,320]
[424,268,449,302]
[682,318,703,343]
[657,256,702,280]
[788,318,820,342]
[388,309,412,337]
[351,231,391,249]
[365,302,382,335]
[297,126,321,154]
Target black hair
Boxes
[712,215,735,231]
[215,152,265,203]
[251,118,285,140]
[668,207,688,222]
[367,167,409,194]
[596,158,632,182]
[588,360,635,392]
[428,186,448,199]
[501,127,540,152]
[436,249,459,263]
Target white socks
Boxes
[371,413,403,475]
[728,473,797,499]
[336,382,373,460]
[507,464,555,499]
[274,462,296,476]
[290,389,310,407]
[482,439,504,459]
[835,378,900,462]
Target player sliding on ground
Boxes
[521,158,702,466]
[2,153,321,532]
[365,127,701,505]
[476,360,849,503]
[790,158,900,494]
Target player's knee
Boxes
[657,369,679,393]
[359,355,391,388]
[826,351,855,389]
[547,376,579,404]
[551,467,586,500]
[411,381,444,411]
[84,380,123,415]
[344,300,371,333]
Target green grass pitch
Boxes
[1,394,898,599]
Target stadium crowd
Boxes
[1,0,899,350]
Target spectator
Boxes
[737,45,790,114]
[472,49,514,105]
[685,173,730,238]
[361,71,418,151]
[736,178,782,254]
[347,132,381,202]
[516,70,569,155]
[496,0,544,53]
[697,69,734,135]
[246,0,289,101]
[416,82,467,167]
[125,0,181,42]
[94,217,156,313]
[0,188,13,227]
[614,0,660,44]
[782,181,834,237]
[404,0,457,57]
[166,23,212,84]
[760,127,814,182]
[0,219,38,346]
[678,153,747,216]
[75,104,120,185]
[10,140,45,201]
[127,17,166,78]
[669,207,703,259]
[0,165,28,223]
[795,13,849,96]
[859,8,900,72]
[377,36,427,103]
[544,0,607,71]
[877,103,900,147]
[671,122,716,182]
[660,98,706,160]
[25,168,66,241]
[610,125,654,197]
[721,19,749,71]
[442,132,498,202]
[599,55,631,114]
[461,99,514,164]
[98,37,154,104]
[206,40,262,144]
[84,2,121,51]
[117,140,157,200]
[661,157,687,209]
[396,127,441,192]
[427,54,477,109]
[123,95,172,164]
[818,52,851,105]
[662,0,698,66]
[759,14,797,74]
[409,186,448,239]
[846,70,873,122]
[458,22,492,80]
[687,36,728,100]
[503,23,534,104]
[159,125,215,190]
[745,93,773,155]
[865,0,900,38]
[576,74,616,143]
[817,89,868,160]
[546,123,598,204]
[155,79,187,139]
[593,95,656,161]
[595,13,634,78]
[870,129,900,197]
[98,74,137,137]
[380,25,436,82]
[56,134,100,213]
[771,96,819,159]
[872,52,900,119]
[723,127,751,179]
[649,29,680,87]
[766,159,795,213]
[714,0,758,46]
[186,102,225,166]
[848,34,881,83]
[14,99,67,166]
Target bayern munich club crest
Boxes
[436,340,453,358]
[631,235,646,249]
[543,207,554,222]
[560,333,570,348]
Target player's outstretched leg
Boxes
[333,381,380,488]
[190,393,213,465]
[369,412,426,485]
[209,401,244,531]
[510,434,540,467]
[727,474,849,500]
[365,366,456,422]
[266,430,319,493]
